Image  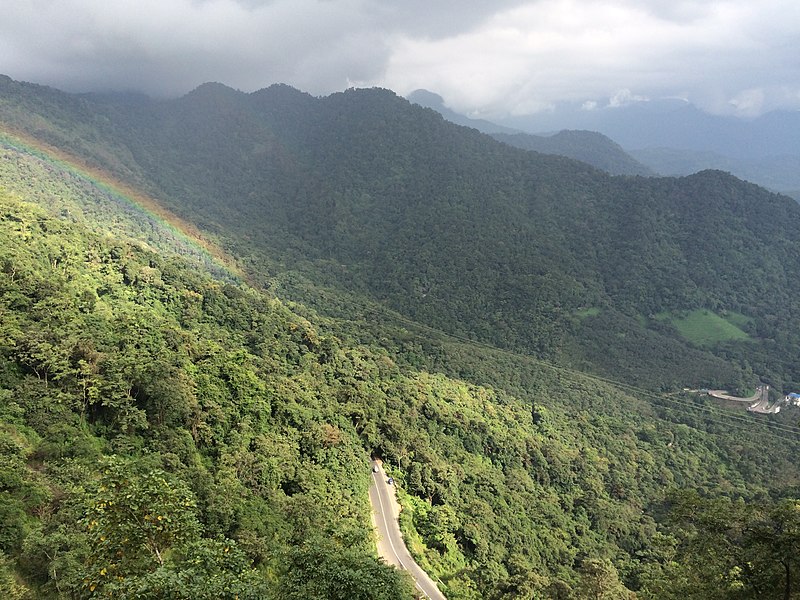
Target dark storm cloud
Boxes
[0,0,391,96]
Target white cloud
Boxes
[608,89,650,108]
[728,88,765,117]
[0,0,797,116]
[378,0,800,116]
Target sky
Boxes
[1,0,798,118]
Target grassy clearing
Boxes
[655,309,751,347]
[574,307,601,319]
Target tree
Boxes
[77,458,268,599]
[81,458,201,578]
[280,539,415,600]
[744,500,800,600]
[575,558,635,600]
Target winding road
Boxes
[708,385,780,414]
[746,385,780,414]
[369,460,446,600]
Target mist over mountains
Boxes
[498,98,800,160]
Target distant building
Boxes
[785,392,800,406]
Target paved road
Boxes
[747,385,780,414]
[708,388,761,403]
[369,461,446,600]
[708,385,780,414]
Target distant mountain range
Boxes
[408,89,653,176]
[410,88,800,198]
[497,98,800,160]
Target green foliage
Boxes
[3,76,800,600]
[0,551,32,599]
[0,191,411,598]
[646,492,800,599]
[575,558,635,599]
[280,539,415,600]
[81,458,201,577]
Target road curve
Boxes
[369,461,446,600]
[747,385,780,414]
[707,388,761,403]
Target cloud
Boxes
[0,0,389,96]
[378,0,800,116]
[0,0,797,116]
[728,88,765,117]
[608,89,649,108]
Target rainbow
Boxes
[0,125,243,281]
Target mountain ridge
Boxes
[492,129,654,176]
[410,86,800,195]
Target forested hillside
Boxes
[0,189,418,598]
[3,76,800,392]
[407,88,654,176]
[3,156,800,599]
[4,75,800,599]
[631,146,800,200]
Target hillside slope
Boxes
[632,146,800,199]
[407,88,652,176]
[492,130,654,176]
[4,76,800,392]
[2,167,800,599]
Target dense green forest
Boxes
[3,160,800,599]
[3,75,800,393]
[3,75,800,598]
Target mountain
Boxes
[492,130,654,176]
[3,77,800,392]
[3,134,800,600]
[497,99,800,160]
[631,146,800,200]
[408,88,653,176]
[4,75,800,598]
[413,88,800,192]
[494,98,800,196]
